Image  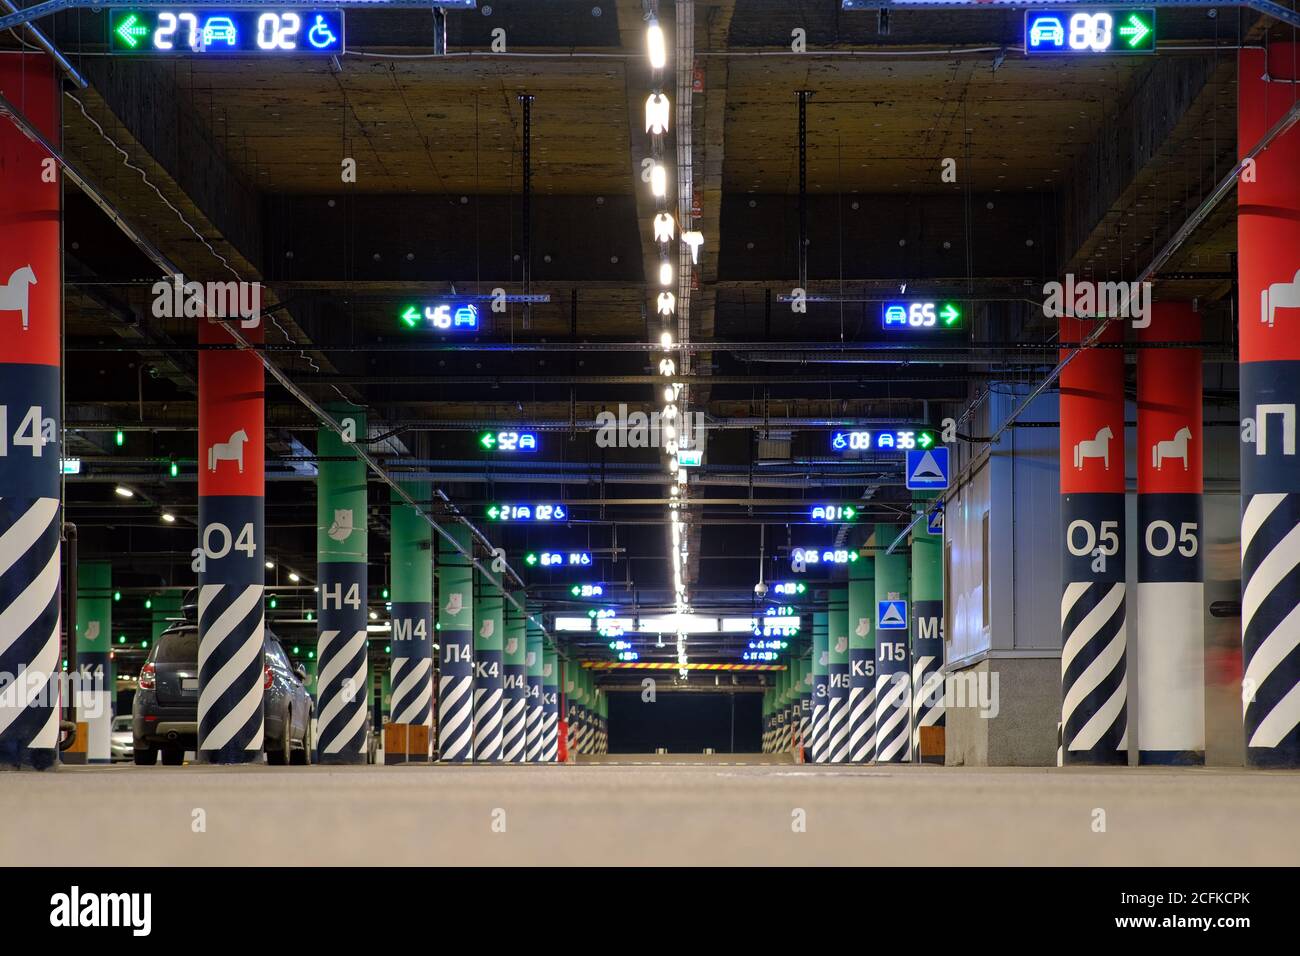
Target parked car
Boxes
[132,620,314,766]
[111,715,133,762]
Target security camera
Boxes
[753,580,769,598]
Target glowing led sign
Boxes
[772,581,806,597]
[793,548,858,566]
[1025,9,1155,54]
[480,431,538,452]
[831,429,936,453]
[810,504,857,522]
[525,551,592,568]
[677,448,703,467]
[399,302,480,332]
[882,301,962,330]
[487,503,567,522]
[570,584,605,598]
[109,10,344,54]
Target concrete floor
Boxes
[4,760,1298,866]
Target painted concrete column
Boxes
[75,562,113,764]
[525,617,544,761]
[541,645,559,762]
[315,405,368,764]
[1238,42,1300,767]
[598,691,608,753]
[1137,303,1204,764]
[781,667,794,753]
[776,673,787,753]
[473,579,504,762]
[437,524,474,762]
[196,285,264,765]
[772,679,781,753]
[874,528,912,763]
[827,589,850,762]
[848,558,876,762]
[758,687,768,752]
[1059,317,1128,764]
[911,508,945,763]
[389,483,433,762]
[0,55,62,770]
[799,653,812,760]
[811,611,829,763]
[501,605,527,762]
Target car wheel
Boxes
[267,709,291,765]
[291,711,312,765]
[133,747,158,766]
[160,747,184,766]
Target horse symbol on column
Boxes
[0,265,37,330]
[1152,426,1192,471]
[207,428,249,473]
[1261,269,1300,327]
[1073,426,1113,470]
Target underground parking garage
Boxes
[1,0,1299,907]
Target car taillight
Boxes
[139,663,156,690]
[263,665,273,690]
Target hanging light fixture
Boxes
[645,93,671,135]
[650,163,667,197]
[657,292,676,317]
[646,18,666,69]
[659,261,673,286]
[653,213,676,243]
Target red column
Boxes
[1238,43,1300,766]
[0,56,63,769]
[1059,317,1128,764]
[1136,302,1203,764]
[196,312,266,763]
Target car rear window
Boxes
[153,630,199,664]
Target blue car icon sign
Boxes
[1030,17,1065,47]
[202,17,238,47]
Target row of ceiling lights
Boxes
[645,10,694,679]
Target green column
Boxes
[316,404,369,763]
[849,556,876,762]
[812,610,830,762]
[874,525,912,762]
[437,523,474,761]
[827,587,850,762]
[473,575,504,761]
[503,603,527,761]
[388,482,433,759]
[525,615,545,761]
[911,502,946,761]
[542,644,559,761]
[75,561,113,763]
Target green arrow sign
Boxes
[400,306,420,328]
[940,303,961,326]
[479,432,496,449]
[918,431,934,449]
[1119,13,1150,47]
[116,14,148,48]
[487,506,500,520]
